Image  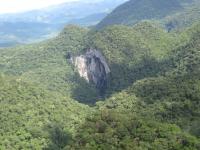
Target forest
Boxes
[0,0,200,149]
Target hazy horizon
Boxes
[0,0,82,14]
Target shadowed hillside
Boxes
[0,1,200,148]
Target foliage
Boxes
[69,109,199,150]
[0,75,93,149]
[0,18,200,149]
[68,24,200,149]
[87,22,184,95]
[96,0,200,32]
[163,1,200,31]
[96,0,193,29]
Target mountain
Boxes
[164,1,200,31]
[0,0,128,24]
[96,0,194,29]
[0,20,200,149]
[0,0,200,149]
[0,22,60,46]
[68,12,107,26]
[0,0,127,47]
[69,22,200,149]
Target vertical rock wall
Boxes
[72,49,110,90]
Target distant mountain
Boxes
[68,13,107,26]
[0,0,127,47]
[96,0,194,29]
[0,0,127,23]
[0,22,60,46]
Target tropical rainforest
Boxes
[0,0,200,149]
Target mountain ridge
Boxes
[0,0,127,47]
[0,0,200,149]
[96,0,196,29]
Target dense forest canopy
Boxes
[0,0,200,149]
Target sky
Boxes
[0,0,81,14]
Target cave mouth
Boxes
[64,49,112,104]
[86,55,108,94]
[68,48,111,96]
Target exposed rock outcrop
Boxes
[70,49,110,91]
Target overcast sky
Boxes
[0,0,81,14]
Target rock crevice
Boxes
[71,49,110,91]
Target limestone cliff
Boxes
[70,49,110,90]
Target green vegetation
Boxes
[66,22,200,149]
[70,105,199,149]
[96,0,200,31]
[88,22,185,95]
[96,0,188,29]
[164,1,200,31]
[0,75,93,149]
[0,12,200,149]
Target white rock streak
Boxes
[73,49,110,89]
[74,55,90,82]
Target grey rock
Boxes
[73,49,110,91]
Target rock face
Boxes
[72,49,110,91]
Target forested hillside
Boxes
[0,0,200,149]
[0,75,93,149]
[96,0,199,30]
[164,1,200,31]
[68,22,200,149]
[0,20,200,149]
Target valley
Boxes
[0,0,200,149]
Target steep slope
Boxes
[96,0,183,28]
[96,0,194,29]
[68,22,200,149]
[0,25,100,104]
[0,22,182,103]
[164,1,200,31]
[88,22,184,95]
[0,18,200,149]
